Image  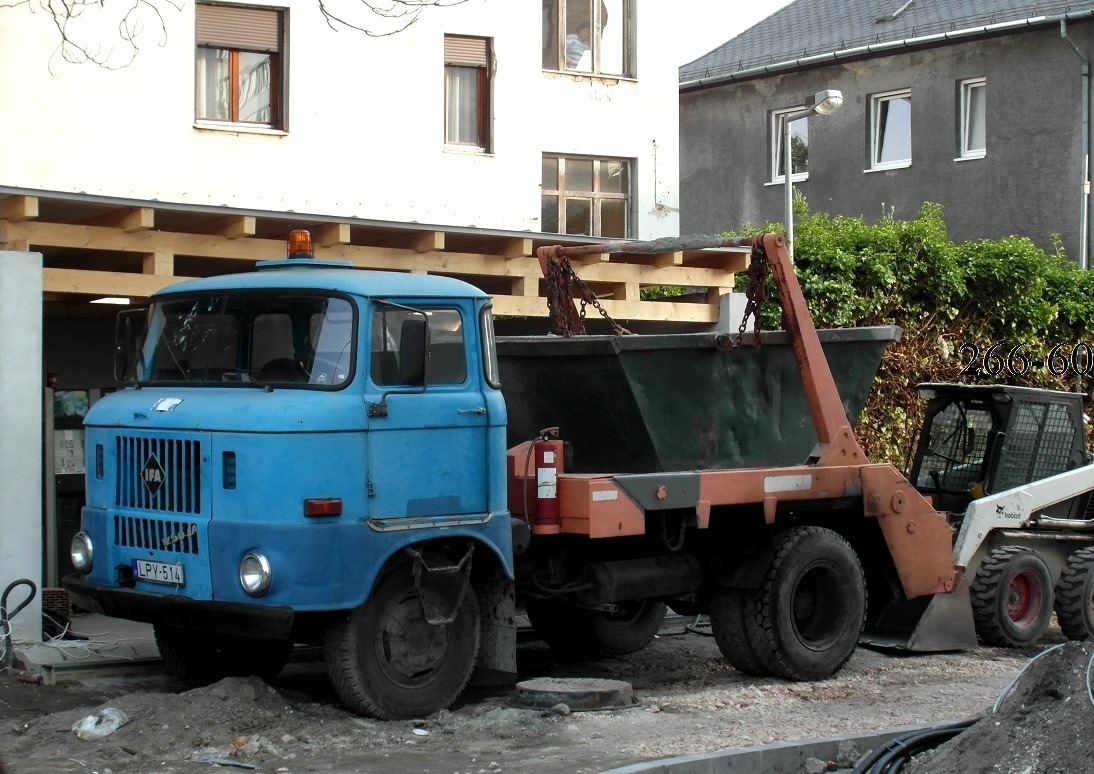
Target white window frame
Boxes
[541,154,631,238]
[870,89,912,171]
[542,0,634,78]
[770,107,809,184]
[959,78,986,160]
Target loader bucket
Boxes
[496,325,900,474]
[862,576,979,651]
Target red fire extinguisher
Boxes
[533,433,564,534]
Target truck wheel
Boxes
[154,625,292,687]
[971,546,1054,647]
[525,599,666,658]
[590,600,667,655]
[743,526,866,681]
[709,589,769,676]
[1054,547,1094,640]
[325,563,480,719]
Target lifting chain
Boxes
[543,247,631,337]
[735,237,770,350]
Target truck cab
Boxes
[64,234,516,719]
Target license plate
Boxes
[132,559,185,586]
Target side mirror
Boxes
[114,308,147,384]
[398,316,429,386]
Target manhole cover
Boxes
[511,677,637,711]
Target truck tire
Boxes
[1054,546,1094,640]
[525,599,666,658]
[325,562,480,719]
[154,625,292,687]
[742,526,866,681]
[709,589,769,676]
[971,546,1054,647]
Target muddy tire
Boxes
[971,546,1054,647]
[325,562,480,719]
[1054,547,1094,640]
[709,589,769,676]
[525,599,666,658]
[743,526,866,681]
[154,625,292,687]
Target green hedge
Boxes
[732,200,1093,466]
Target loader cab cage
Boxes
[910,383,1088,512]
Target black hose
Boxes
[851,719,977,774]
[1,579,37,673]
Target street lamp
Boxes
[783,89,844,258]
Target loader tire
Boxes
[709,589,770,676]
[1054,546,1094,640]
[154,625,292,687]
[525,598,666,658]
[971,546,1053,647]
[325,561,480,719]
[742,526,866,681]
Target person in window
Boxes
[565,21,591,70]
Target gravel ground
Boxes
[0,617,1063,774]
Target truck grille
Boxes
[113,515,200,554]
[115,436,202,514]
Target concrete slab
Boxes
[12,613,162,684]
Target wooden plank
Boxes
[612,282,639,301]
[498,237,533,260]
[1,195,38,222]
[123,208,155,233]
[0,222,29,251]
[707,286,733,305]
[219,216,256,239]
[510,275,540,297]
[490,294,717,323]
[579,252,609,266]
[386,231,444,252]
[142,252,174,276]
[314,223,350,247]
[681,249,749,273]
[43,268,195,298]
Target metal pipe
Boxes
[1061,19,1090,270]
[1032,515,1094,530]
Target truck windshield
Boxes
[138,293,356,388]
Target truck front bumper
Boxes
[62,574,296,640]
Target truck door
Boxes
[365,304,489,519]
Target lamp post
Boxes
[783,89,844,258]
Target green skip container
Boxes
[496,326,901,474]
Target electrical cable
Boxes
[992,642,1066,714]
[850,720,976,774]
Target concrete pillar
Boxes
[0,251,43,644]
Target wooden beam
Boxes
[219,216,256,239]
[314,223,350,247]
[680,249,749,273]
[498,238,534,260]
[510,275,540,297]
[612,282,640,302]
[43,268,195,298]
[384,231,445,252]
[85,207,154,232]
[655,252,683,268]
[0,222,28,251]
[1,195,38,222]
[490,294,717,323]
[579,252,609,266]
[707,286,733,305]
[142,252,174,276]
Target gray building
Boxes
[680,0,1094,266]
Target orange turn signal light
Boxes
[287,229,314,259]
[304,498,342,517]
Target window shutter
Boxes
[444,36,488,67]
[196,4,281,53]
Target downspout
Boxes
[1061,20,1090,269]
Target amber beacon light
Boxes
[287,229,314,259]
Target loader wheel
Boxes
[154,625,292,687]
[325,562,480,719]
[743,526,866,681]
[709,589,770,676]
[1054,547,1094,640]
[971,546,1054,647]
[525,598,666,658]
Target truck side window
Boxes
[371,307,467,386]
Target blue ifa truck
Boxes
[65,231,982,719]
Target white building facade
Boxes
[0,0,680,239]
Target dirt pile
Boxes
[906,640,1094,774]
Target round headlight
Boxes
[239,552,272,597]
[71,532,94,573]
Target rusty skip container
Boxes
[496,325,901,473]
